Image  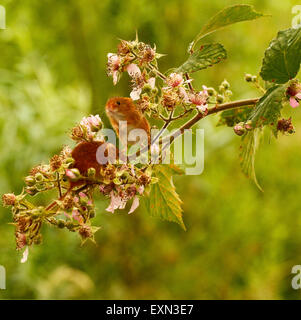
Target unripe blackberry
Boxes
[151,87,158,95]
[143,83,153,93]
[57,219,65,229]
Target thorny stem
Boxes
[56,172,62,198]
[128,97,259,161]
[170,108,194,121]
[151,110,173,145]
[162,97,259,145]
[185,73,194,93]
[147,63,167,81]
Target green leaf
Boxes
[248,84,286,133]
[144,165,186,230]
[188,5,265,52]
[260,27,301,84]
[177,43,227,73]
[239,130,262,191]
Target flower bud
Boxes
[64,157,75,167]
[66,221,77,231]
[151,87,158,95]
[251,75,257,82]
[26,187,38,196]
[225,90,233,97]
[218,85,225,93]
[221,79,230,89]
[65,168,81,181]
[216,94,224,104]
[244,120,253,131]
[2,193,16,207]
[35,173,44,182]
[207,87,216,96]
[36,183,46,192]
[233,123,246,136]
[245,74,253,82]
[87,167,96,178]
[143,83,153,93]
[25,176,35,186]
[79,192,88,205]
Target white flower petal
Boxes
[130,88,142,100]
[128,196,140,214]
[137,185,144,195]
[127,63,141,77]
[148,77,156,89]
[113,71,119,85]
[21,247,29,263]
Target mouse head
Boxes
[106,97,133,115]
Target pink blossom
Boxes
[72,209,83,224]
[148,77,156,89]
[80,115,102,132]
[107,53,121,85]
[166,73,184,88]
[137,185,144,195]
[130,88,142,101]
[79,192,88,199]
[189,87,208,108]
[290,93,301,108]
[196,104,208,115]
[287,82,301,108]
[178,87,189,103]
[130,77,156,101]
[127,63,141,77]
[106,191,127,213]
[65,169,77,180]
[128,196,140,214]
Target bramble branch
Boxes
[162,98,259,145]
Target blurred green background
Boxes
[1,0,301,299]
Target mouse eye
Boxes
[116,101,121,105]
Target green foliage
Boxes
[1,0,301,300]
[177,43,227,73]
[218,106,254,127]
[240,130,262,191]
[188,4,264,52]
[248,84,286,133]
[144,165,186,230]
[260,27,301,84]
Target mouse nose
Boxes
[106,100,115,111]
